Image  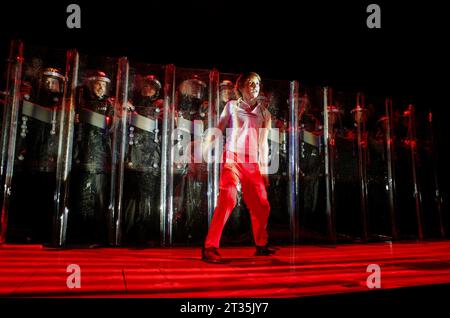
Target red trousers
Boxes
[204,152,270,248]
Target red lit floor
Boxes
[1,241,450,297]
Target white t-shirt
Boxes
[218,98,271,163]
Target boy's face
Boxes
[241,76,260,100]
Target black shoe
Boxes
[202,247,223,263]
[255,244,277,256]
[267,244,280,251]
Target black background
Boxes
[1,0,447,96]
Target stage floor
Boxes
[1,241,450,298]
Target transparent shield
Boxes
[365,95,396,240]
[66,54,119,245]
[415,108,444,238]
[0,88,4,151]
[0,42,15,221]
[1,40,23,243]
[392,102,423,239]
[0,49,7,152]
[297,85,328,243]
[53,49,79,246]
[263,78,291,244]
[109,57,129,246]
[2,43,67,244]
[171,68,212,245]
[119,62,166,246]
[327,89,367,241]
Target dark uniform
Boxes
[123,75,163,245]
[298,93,326,236]
[69,70,114,244]
[9,68,64,243]
[268,97,289,221]
[173,76,209,243]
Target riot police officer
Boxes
[25,68,64,171]
[122,74,163,245]
[173,75,209,243]
[10,68,65,243]
[69,70,114,245]
[298,91,326,234]
[265,91,290,229]
[219,79,235,113]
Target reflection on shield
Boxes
[66,55,118,246]
[120,63,166,246]
[171,69,212,245]
[1,42,68,245]
[0,41,447,248]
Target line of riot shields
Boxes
[0,40,447,247]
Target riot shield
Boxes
[1,40,23,243]
[0,47,8,162]
[297,85,329,243]
[365,95,397,240]
[169,67,217,245]
[0,89,4,149]
[263,78,291,244]
[0,41,16,220]
[325,89,368,242]
[415,108,444,238]
[52,49,79,246]
[66,54,120,245]
[392,103,423,240]
[160,64,175,246]
[207,69,220,234]
[0,85,5,175]
[1,42,70,244]
[109,57,129,246]
[118,61,169,246]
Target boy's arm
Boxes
[259,112,271,179]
